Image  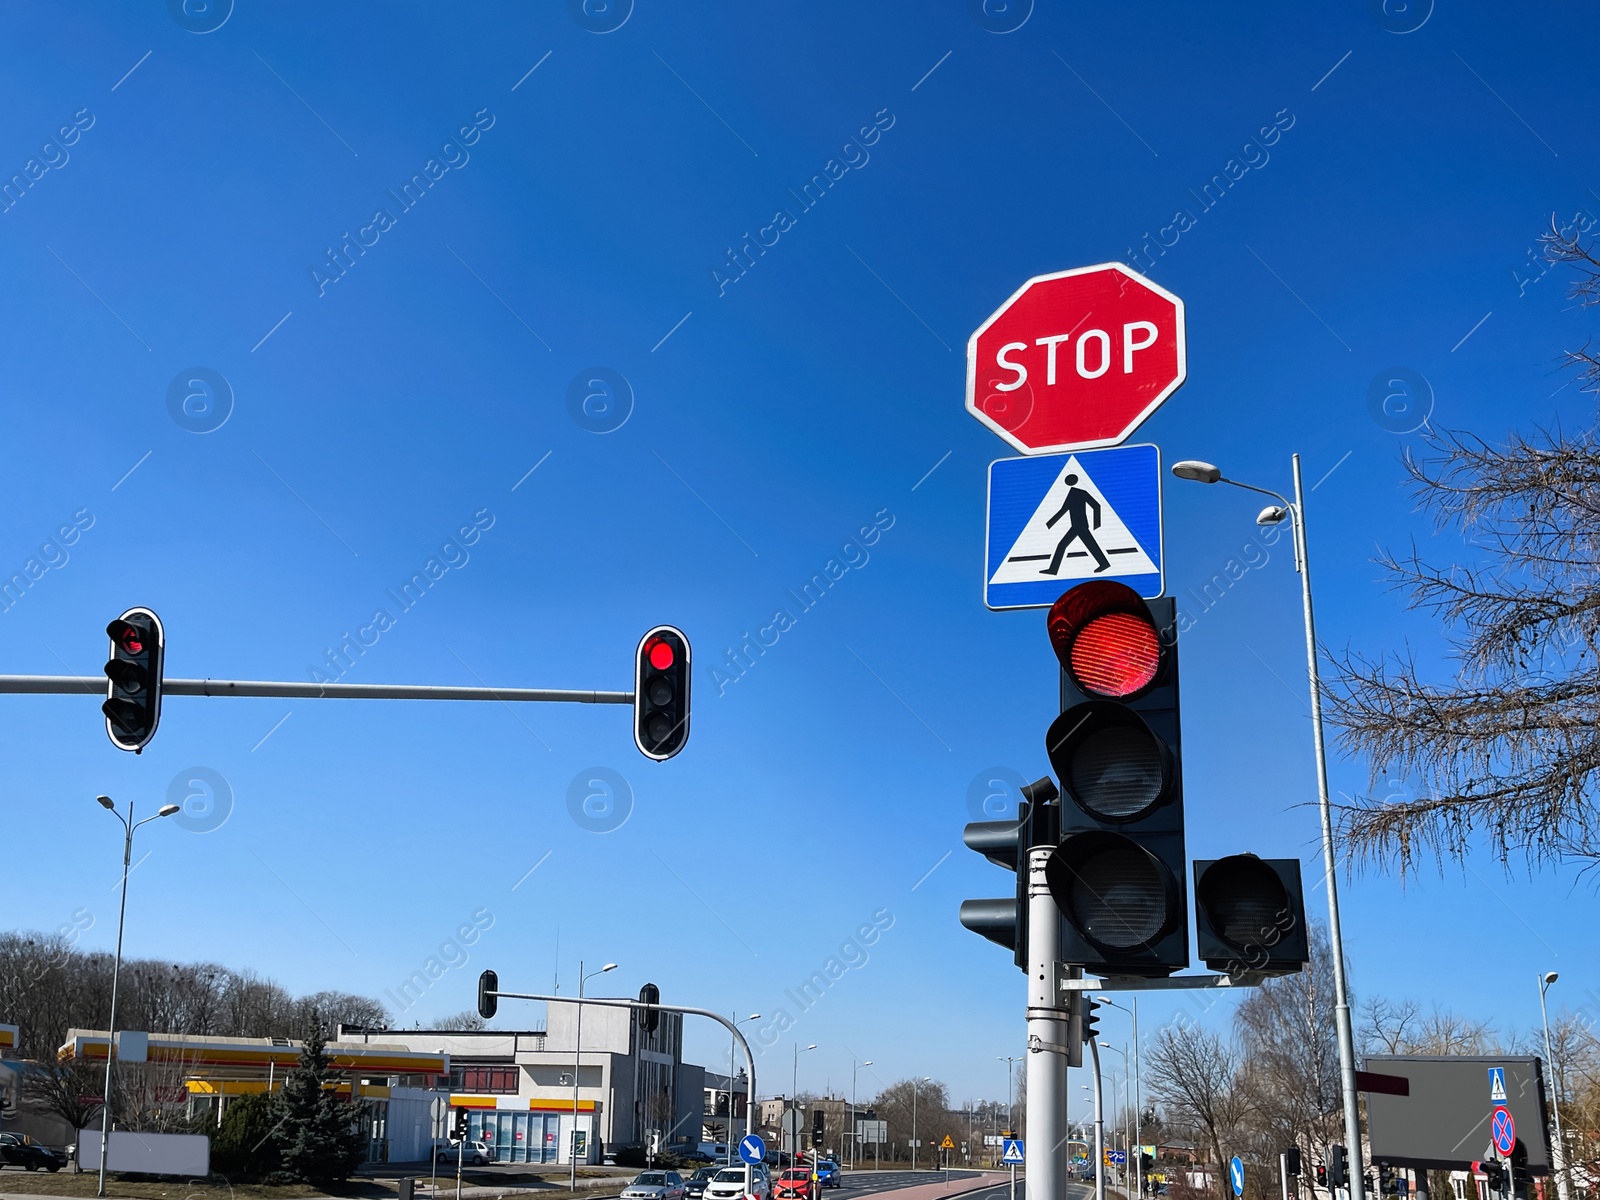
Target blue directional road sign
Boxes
[1229,1156,1245,1197]
[739,1134,767,1165]
[1108,1150,1128,1165]
[1001,1139,1025,1166]
[985,444,1163,610]
[1492,1107,1516,1157]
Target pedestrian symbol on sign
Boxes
[1489,1067,1507,1102]
[1001,1139,1025,1165]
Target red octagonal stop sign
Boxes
[966,263,1186,453]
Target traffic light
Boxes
[102,607,164,752]
[477,969,498,1020]
[1509,1140,1530,1198]
[1285,1149,1301,1178]
[634,625,691,760]
[1328,1145,1348,1190]
[1480,1162,1506,1195]
[1044,581,1188,977]
[1081,996,1102,1043]
[453,1107,468,1139]
[1193,855,1309,975]
[1378,1165,1396,1195]
[1316,1166,1327,1188]
[960,777,1060,969]
[812,1108,825,1149]
[639,982,660,1034]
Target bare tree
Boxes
[1325,220,1600,873]
[1146,1024,1249,1198]
[432,1010,487,1031]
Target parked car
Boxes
[433,1139,495,1165]
[815,1160,840,1189]
[705,1165,770,1200]
[774,1168,813,1199]
[685,1166,720,1198]
[0,1133,67,1172]
[623,1170,687,1200]
[676,1148,717,1164]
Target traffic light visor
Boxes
[1197,854,1291,951]
[1048,581,1163,699]
[1046,832,1180,951]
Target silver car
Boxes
[624,1171,688,1200]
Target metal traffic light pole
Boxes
[0,675,634,703]
[1025,846,1068,1200]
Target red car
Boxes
[773,1169,813,1199]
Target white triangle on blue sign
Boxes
[1002,1140,1025,1165]
[987,454,1158,587]
[1489,1068,1507,1102]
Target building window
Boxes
[452,1066,520,1094]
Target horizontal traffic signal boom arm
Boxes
[0,674,634,703]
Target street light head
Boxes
[863,1060,873,1066]
[747,1013,762,1021]
[1172,460,1222,484]
[157,804,181,817]
[1256,504,1289,526]
[600,963,618,972]
[1544,971,1559,985]
[96,795,115,810]
[806,1044,818,1051]
[1094,994,1113,1004]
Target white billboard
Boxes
[78,1129,210,1177]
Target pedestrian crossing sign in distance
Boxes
[985,443,1163,610]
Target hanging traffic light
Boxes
[634,625,691,760]
[477,969,498,1020]
[102,607,164,753]
[960,777,1060,969]
[639,982,660,1034]
[1193,855,1309,975]
[1043,581,1187,977]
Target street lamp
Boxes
[997,1056,1021,1138]
[911,1076,931,1172]
[729,1013,761,1149]
[1171,455,1365,1200]
[1539,972,1570,1200]
[1100,1044,1131,1187]
[1096,996,1141,1199]
[790,1043,817,1166]
[94,795,179,1199]
[570,961,617,1191]
[850,1058,873,1170]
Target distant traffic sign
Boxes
[1001,1139,1025,1166]
[985,444,1163,609]
[1489,1067,1507,1102]
[1491,1107,1516,1157]
[966,262,1186,455]
[739,1135,766,1165]
[1229,1156,1245,1197]
[941,1135,955,1150]
[1107,1150,1128,1165]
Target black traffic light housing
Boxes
[1479,1161,1506,1195]
[960,777,1059,970]
[1285,1148,1301,1178]
[477,969,498,1020]
[812,1108,825,1149]
[1378,1165,1396,1195]
[1316,1166,1327,1187]
[1509,1140,1530,1199]
[1081,996,1102,1044]
[1045,583,1187,977]
[103,607,164,752]
[1193,856,1309,975]
[639,982,660,1034]
[1328,1145,1348,1190]
[453,1107,468,1139]
[635,625,691,760]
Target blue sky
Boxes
[1,0,1595,1108]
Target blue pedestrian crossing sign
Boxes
[739,1134,766,1165]
[1001,1139,1025,1166]
[985,444,1163,610]
[1229,1156,1245,1197]
[1489,1066,1507,1102]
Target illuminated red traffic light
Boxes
[1047,580,1164,699]
[647,638,675,671]
[634,625,691,761]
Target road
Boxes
[838,1171,982,1196]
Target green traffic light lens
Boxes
[1069,723,1163,818]
[1046,833,1178,952]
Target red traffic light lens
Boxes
[647,638,675,671]
[1048,580,1162,699]
[1070,612,1158,698]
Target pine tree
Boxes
[273,1021,365,1184]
